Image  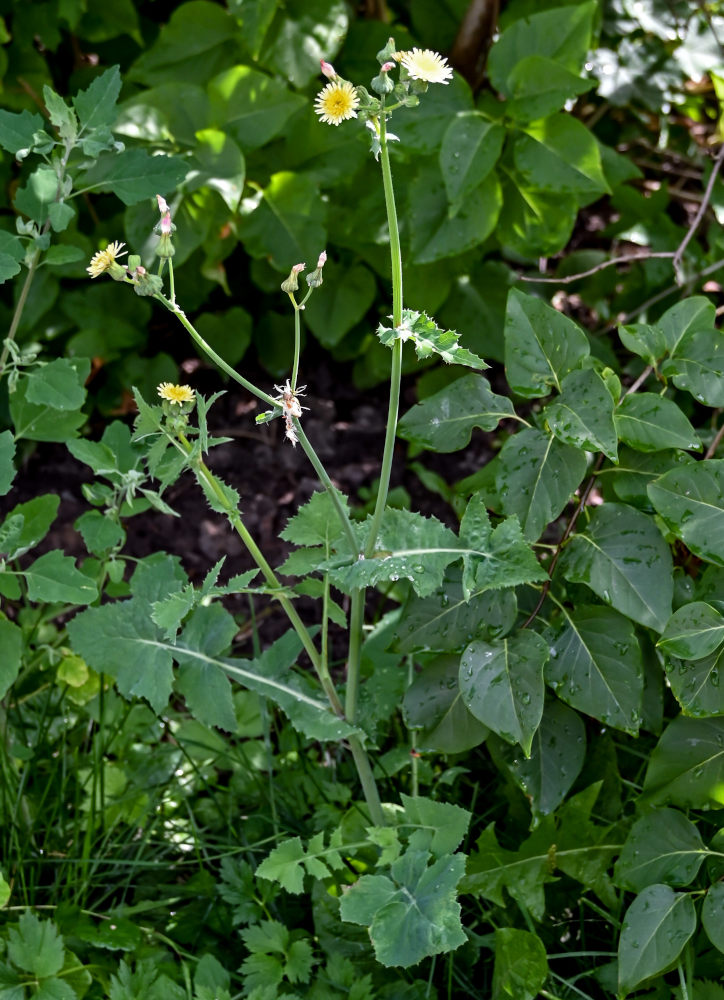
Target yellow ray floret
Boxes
[400,48,453,84]
[314,80,359,125]
[157,382,195,405]
[86,241,127,278]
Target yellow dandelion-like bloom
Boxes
[314,80,359,126]
[400,48,453,84]
[86,241,127,278]
[157,382,195,405]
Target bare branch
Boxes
[518,251,675,285]
[673,142,724,283]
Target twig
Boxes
[518,251,675,285]
[705,420,724,460]
[610,255,724,328]
[623,364,653,396]
[672,142,724,282]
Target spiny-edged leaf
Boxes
[327,508,458,598]
[664,644,724,717]
[73,65,121,133]
[643,715,724,809]
[0,430,16,496]
[77,148,187,205]
[658,602,724,660]
[648,460,724,567]
[398,373,515,453]
[394,568,517,653]
[23,550,98,605]
[495,428,588,541]
[504,288,590,398]
[547,605,643,734]
[460,631,547,756]
[492,928,548,1000]
[7,912,64,977]
[559,503,673,632]
[400,794,471,856]
[340,849,466,968]
[0,494,59,559]
[615,393,701,453]
[0,108,46,154]
[280,489,350,547]
[613,808,706,892]
[618,885,696,996]
[377,309,488,370]
[403,654,489,754]
[109,957,164,1000]
[702,882,724,953]
[0,618,23,699]
[544,368,617,460]
[175,603,238,731]
[256,829,345,894]
[194,466,240,517]
[489,699,586,819]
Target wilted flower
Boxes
[86,241,127,279]
[157,382,195,405]
[400,48,453,84]
[314,80,359,126]
[281,262,306,294]
[306,251,327,288]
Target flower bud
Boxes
[376,37,397,65]
[281,262,305,293]
[154,211,176,259]
[371,66,395,95]
[306,251,327,288]
[320,59,338,80]
[156,194,169,214]
[133,269,164,297]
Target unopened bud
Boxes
[371,67,395,95]
[376,37,397,65]
[281,262,305,293]
[320,59,338,80]
[133,270,164,297]
[380,61,395,72]
[153,210,176,258]
[306,251,327,288]
[156,194,169,214]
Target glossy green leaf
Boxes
[115,83,209,145]
[189,128,245,211]
[498,171,577,258]
[231,0,279,58]
[10,372,87,442]
[544,367,618,460]
[398,373,515,452]
[662,327,724,407]
[656,296,716,354]
[615,393,701,453]
[259,0,349,88]
[77,148,187,205]
[658,602,724,660]
[0,430,15,496]
[611,447,692,508]
[208,64,304,150]
[439,113,504,213]
[495,428,588,541]
[560,503,673,632]
[0,618,23,699]
[505,55,594,120]
[618,322,667,366]
[393,75,473,155]
[504,288,590,398]
[460,631,548,755]
[614,808,706,892]
[664,644,724,717]
[702,882,724,953]
[402,654,489,754]
[618,885,696,996]
[238,171,326,272]
[339,849,466,968]
[547,605,643,734]
[73,64,121,133]
[648,460,724,566]
[515,114,610,196]
[23,550,98,606]
[14,165,59,224]
[492,928,548,1000]
[643,715,724,809]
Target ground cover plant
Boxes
[2,1,724,998]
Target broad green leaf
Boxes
[43,244,84,265]
[560,503,673,632]
[14,165,59,224]
[515,114,610,196]
[643,715,724,809]
[259,0,349,88]
[23,550,98,605]
[398,374,515,453]
[8,912,64,977]
[658,603,724,660]
[662,325,724,407]
[188,128,245,212]
[544,368,617,460]
[495,428,588,541]
[43,85,77,143]
[648,461,724,566]
[664,644,724,716]
[73,64,121,133]
[489,699,586,818]
[115,83,209,146]
[303,261,376,348]
[77,148,187,205]
[504,288,590,398]
[393,75,473,155]
[25,358,86,411]
[231,0,279,58]
[611,447,692,508]
[377,308,488,369]
[395,569,517,653]
[656,296,716,355]
[400,795,471,856]
[488,2,596,95]
[402,654,489,754]
[460,631,548,755]
[548,605,643,734]
[0,430,15,495]
[614,809,706,892]
[340,849,466,968]
[439,114,504,213]
[0,251,22,283]
[615,393,701,453]
[618,322,667,366]
[175,604,238,732]
[0,618,23,698]
[0,108,46,154]
[74,511,125,557]
[238,171,326,271]
[209,65,304,150]
[497,170,577,258]
[702,882,724,953]
[505,55,594,120]
[0,494,59,559]
[618,885,696,995]
[492,928,548,1000]
[10,373,87,442]
[408,162,502,264]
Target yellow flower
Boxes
[400,48,453,84]
[86,241,127,278]
[314,80,359,126]
[157,382,195,405]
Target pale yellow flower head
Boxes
[400,48,453,84]
[314,80,360,125]
[157,382,195,405]
[86,241,127,278]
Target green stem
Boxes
[345,589,365,722]
[0,251,40,375]
[348,736,385,826]
[168,258,176,305]
[291,304,301,392]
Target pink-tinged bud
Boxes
[156,194,169,214]
[135,265,147,276]
[380,61,395,72]
[306,251,327,288]
[160,212,173,235]
[316,251,327,268]
[320,59,338,80]
[292,262,306,273]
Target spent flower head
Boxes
[400,48,453,84]
[314,80,359,126]
[281,262,305,294]
[87,241,127,279]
